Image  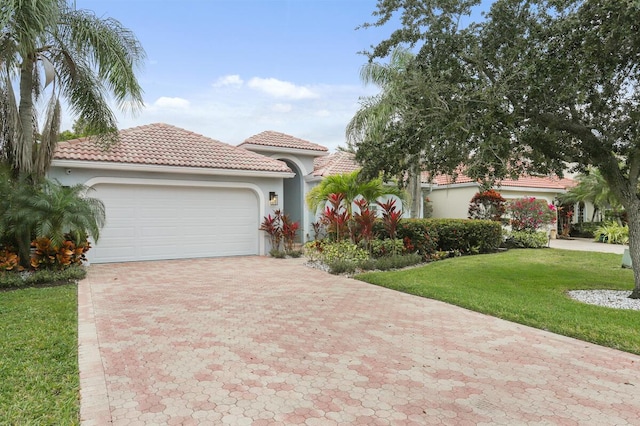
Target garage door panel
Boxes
[90,184,259,263]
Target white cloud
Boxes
[213,74,244,88]
[87,82,375,153]
[271,103,293,113]
[153,97,190,109]
[247,77,319,100]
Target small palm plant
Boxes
[1,175,105,268]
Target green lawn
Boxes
[0,284,79,425]
[357,249,640,355]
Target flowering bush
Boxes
[468,190,506,222]
[508,197,557,232]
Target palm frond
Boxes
[33,94,60,179]
[62,7,145,111]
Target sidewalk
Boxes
[549,237,628,254]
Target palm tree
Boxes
[346,48,423,217]
[0,0,145,182]
[559,167,624,221]
[306,170,406,216]
[0,171,105,268]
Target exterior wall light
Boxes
[269,192,278,206]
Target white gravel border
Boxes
[567,290,640,311]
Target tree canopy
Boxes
[357,0,640,297]
[0,0,145,181]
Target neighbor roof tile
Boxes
[426,169,575,190]
[312,151,359,177]
[239,130,328,153]
[53,123,291,173]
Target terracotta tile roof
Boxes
[425,169,575,190]
[53,123,291,173]
[496,175,576,190]
[239,130,328,153]
[312,151,360,177]
[426,171,475,185]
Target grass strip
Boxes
[0,284,79,424]
[356,249,640,355]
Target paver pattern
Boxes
[79,256,640,425]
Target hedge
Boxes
[427,219,503,254]
[373,218,502,258]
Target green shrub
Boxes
[319,241,370,264]
[427,219,503,254]
[374,219,439,259]
[360,253,423,271]
[595,222,629,245]
[505,230,549,248]
[286,250,303,258]
[269,248,287,258]
[374,218,501,257]
[304,240,325,262]
[0,265,86,289]
[569,221,602,238]
[326,259,359,274]
[368,238,405,258]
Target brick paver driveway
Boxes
[79,257,640,425]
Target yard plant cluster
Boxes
[301,183,504,274]
[467,190,558,249]
[0,174,100,289]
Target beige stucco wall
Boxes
[428,184,596,225]
[428,185,479,219]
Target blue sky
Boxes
[69,0,399,151]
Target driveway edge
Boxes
[77,270,112,425]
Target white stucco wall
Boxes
[48,163,287,255]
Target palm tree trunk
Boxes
[17,57,35,178]
[15,58,36,267]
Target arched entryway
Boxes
[281,159,303,242]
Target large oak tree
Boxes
[357,0,640,298]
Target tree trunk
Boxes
[408,164,422,218]
[626,202,640,299]
[17,57,35,178]
[16,58,36,269]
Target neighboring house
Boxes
[426,173,579,218]
[307,152,593,230]
[50,123,327,263]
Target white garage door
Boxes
[89,184,259,263]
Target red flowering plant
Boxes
[508,197,557,232]
[260,210,300,256]
[352,198,377,249]
[321,193,350,242]
[468,189,506,222]
[259,212,282,252]
[378,199,403,239]
[280,213,300,253]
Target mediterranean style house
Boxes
[50,123,589,263]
